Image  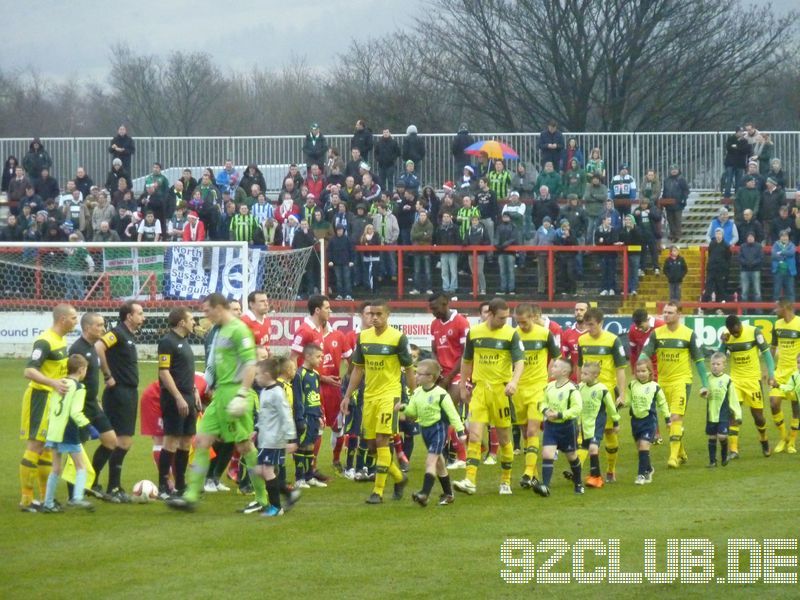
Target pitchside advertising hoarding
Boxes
[0,311,778,357]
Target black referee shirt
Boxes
[157,330,195,395]
[69,336,101,405]
[100,324,139,387]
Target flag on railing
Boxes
[163,246,266,300]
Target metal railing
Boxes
[1,132,797,195]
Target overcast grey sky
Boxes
[2,0,795,82]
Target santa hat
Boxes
[188,210,198,218]
[443,181,455,191]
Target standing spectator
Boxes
[560,137,584,172]
[765,158,786,190]
[7,166,30,214]
[35,168,60,203]
[374,129,401,192]
[402,125,426,180]
[359,223,382,293]
[554,219,578,296]
[583,173,608,239]
[739,232,763,305]
[179,169,197,199]
[373,201,399,284]
[761,177,785,241]
[285,163,305,191]
[293,219,319,298]
[399,160,421,194]
[595,216,619,296]
[351,120,373,161]
[633,197,662,274]
[182,210,206,242]
[532,216,557,295]
[511,163,537,239]
[722,127,749,199]
[451,124,474,177]
[306,164,326,200]
[538,120,564,170]
[706,207,739,246]
[328,224,355,300]
[396,188,417,246]
[346,148,363,183]
[137,211,162,242]
[214,201,235,241]
[735,176,761,217]
[561,162,585,200]
[74,167,94,199]
[324,148,345,181]
[438,192,458,225]
[535,162,561,199]
[475,151,491,180]
[495,211,520,295]
[215,160,240,197]
[609,163,637,216]
[261,216,283,246]
[139,183,166,232]
[618,215,643,295]
[743,161,765,192]
[144,163,170,196]
[111,207,132,240]
[464,215,489,296]
[771,204,797,246]
[771,230,797,302]
[703,228,731,302]
[753,133,774,177]
[105,159,129,193]
[487,159,512,201]
[1,155,18,192]
[663,245,687,302]
[585,147,606,183]
[303,123,328,170]
[419,186,440,224]
[599,198,622,231]
[311,209,333,242]
[458,165,477,198]
[91,190,115,235]
[559,194,588,275]
[435,212,460,297]
[281,214,300,247]
[736,209,764,244]
[456,195,480,239]
[409,210,434,295]
[640,169,661,207]
[229,203,259,244]
[475,177,498,247]
[109,125,135,174]
[22,137,52,184]
[532,185,560,229]
[661,164,690,242]
[502,191,526,231]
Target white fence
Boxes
[1,132,797,193]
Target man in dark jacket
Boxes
[109,125,135,174]
[633,197,662,273]
[435,211,461,296]
[703,228,731,302]
[760,177,785,241]
[495,211,520,294]
[402,125,426,180]
[770,204,797,245]
[739,232,763,306]
[532,185,560,229]
[722,127,750,199]
[736,209,764,244]
[22,138,52,184]
[538,121,564,171]
[661,165,690,242]
[328,225,355,300]
[374,129,401,192]
[350,120,373,161]
[74,167,94,199]
[303,123,328,171]
[451,124,475,178]
[34,168,60,202]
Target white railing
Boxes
[1,132,796,193]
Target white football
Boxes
[226,396,249,418]
[132,479,159,503]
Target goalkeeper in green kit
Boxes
[167,293,268,512]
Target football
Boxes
[132,480,159,503]
[225,395,249,418]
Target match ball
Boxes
[226,395,249,418]
[132,479,159,503]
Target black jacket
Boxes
[736,219,764,244]
[724,134,750,169]
[495,221,520,251]
[707,239,731,269]
[328,234,355,266]
[662,174,690,208]
[532,197,560,229]
[435,222,461,245]
[402,133,426,164]
[34,175,60,202]
[374,137,401,168]
[1,158,17,192]
[663,256,688,283]
[351,128,374,159]
[105,167,131,192]
[109,134,135,172]
[739,242,763,271]
[594,227,619,246]
[303,133,328,166]
[451,130,475,163]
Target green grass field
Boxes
[1,358,798,599]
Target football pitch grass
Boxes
[1,358,798,599]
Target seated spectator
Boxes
[216,160,240,196]
[1,213,24,241]
[215,200,236,241]
[45,197,63,224]
[306,163,326,200]
[111,177,131,208]
[771,229,797,302]
[92,220,120,242]
[229,203,259,244]
[464,215,489,296]
[139,182,165,230]
[771,204,797,246]
[137,211,162,242]
[585,147,606,183]
[618,215,643,295]
[112,207,132,240]
[760,177,785,241]
[561,167,585,201]
[496,211,520,295]
[661,164,689,242]
[609,163,637,216]
[532,216,557,295]
[179,168,198,199]
[435,212,460,296]
[735,176,761,217]
[535,162,561,199]
[703,228,731,302]
[34,167,59,204]
[105,159,130,193]
[74,167,94,199]
[281,176,301,204]
[511,163,537,198]
[594,216,619,295]
[166,204,188,241]
[284,163,304,191]
[237,164,267,203]
[63,189,90,238]
[91,189,115,236]
[706,207,739,246]
[736,209,764,245]
[359,223,382,293]
[409,209,434,295]
[240,183,261,209]
[276,193,300,224]
[554,219,578,296]
[7,166,31,213]
[261,217,283,246]
[281,214,300,247]
[327,224,355,300]
[739,232,763,305]
[532,185,560,229]
[599,198,622,231]
[182,210,205,242]
[251,192,274,226]
[21,184,44,214]
[765,158,786,190]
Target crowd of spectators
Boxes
[0,119,797,303]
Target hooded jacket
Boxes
[22,138,52,180]
[402,126,426,164]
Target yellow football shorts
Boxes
[469,381,513,428]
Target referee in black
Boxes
[95,301,144,503]
[157,307,200,499]
[69,312,119,499]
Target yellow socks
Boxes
[524,436,540,478]
[19,449,39,506]
[669,421,683,462]
[373,446,391,497]
[37,448,53,498]
[605,431,619,474]
[790,418,799,446]
[729,424,739,453]
[773,411,787,441]
[500,442,513,484]
[465,441,481,484]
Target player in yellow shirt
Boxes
[640,302,709,468]
[454,298,525,496]
[19,303,78,511]
[512,304,560,490]
[769,300,800,454]
[577,307,628,482]
[719,315,775,458]
[342,300,416,504]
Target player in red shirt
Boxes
[240,291,272,355]
[627,308,663,378]
[429,294,470,468]
[561,301,590,381]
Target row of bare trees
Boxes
[0,0,796,138]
